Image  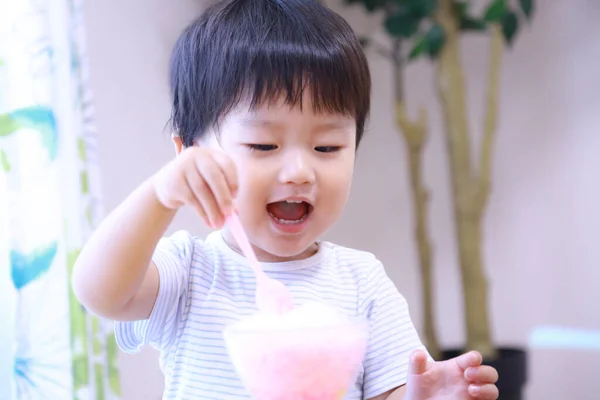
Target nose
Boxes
[279,150,315,185]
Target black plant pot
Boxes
[441,347,527,400]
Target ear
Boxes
[171,135,184,155]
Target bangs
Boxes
[169,0,371,146]
[225,30,368,120]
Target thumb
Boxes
[408,349,431,375]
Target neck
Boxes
[220,228,318,263]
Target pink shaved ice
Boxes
[223,302,370,400]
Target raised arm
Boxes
[71,178,176,321]
[71,146,238,321]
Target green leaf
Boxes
[408,36,428,60]
[105,335,122,395]
[93,363,106,400]
[452,1,487,31]
[80,171,89,194]
[362,0,385,12]
[0,149,10,172]
[342,0,384,12]
[519,0,534,19]
[403,0,437,18]
[484,0,506,22]
[452,0,468,18]
[0,113,23,137]
[501,10,519,45]
[363,0,379,12]
[460,17,487,31]
[426,23,446,58]
[77,137,87,161]
[384,10,420,38]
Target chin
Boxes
[257,235,318,262]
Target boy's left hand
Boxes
[405,349,499,400]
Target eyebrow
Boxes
[239,118,278,128]
[239,118,353,132]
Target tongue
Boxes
[267,201,308,221]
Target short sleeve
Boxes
[360,262,429,399]
[114,230,195,354]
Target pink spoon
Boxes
[226,213,295,314]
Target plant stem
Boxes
[392,39,440,360]
[435,0,496,359]
[477,25,503,212]
[396,102,441,361]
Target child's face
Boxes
[212,91,357,262]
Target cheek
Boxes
[235,157,269,179]
[320,156,355,200]
[233,158,272,206]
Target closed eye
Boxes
[247,144,278,152]
[315,146,342,153]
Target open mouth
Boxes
[266,200,313,225]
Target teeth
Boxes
[269,211,309,224]
[284,200,304,203]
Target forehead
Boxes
[223,91,356,129]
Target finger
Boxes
[196,155,231,222]
[464,365,498,384]
[206,152,236,216]
[408,349,431,375]
[184,168,221,228]
[468,383,499,399]
[210,150,239,200]
[182,173,210,227]
[183,184,210,228]
[454,350,482,371]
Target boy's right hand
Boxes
[152,146,239,229]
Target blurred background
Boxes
[1,0,599,399]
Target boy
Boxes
[72,0,499,398]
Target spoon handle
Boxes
[226,213,266,281]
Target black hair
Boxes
[168,0,371,147]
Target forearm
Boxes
[387,386,407,399]
[369,385,407,400]
[72,177,176,317]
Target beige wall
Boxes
[84,0,600,399]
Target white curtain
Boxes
[0,0,121,398]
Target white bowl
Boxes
[224,316,370,400]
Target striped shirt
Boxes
[114,230,427,399]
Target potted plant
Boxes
[340,0,534,398]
